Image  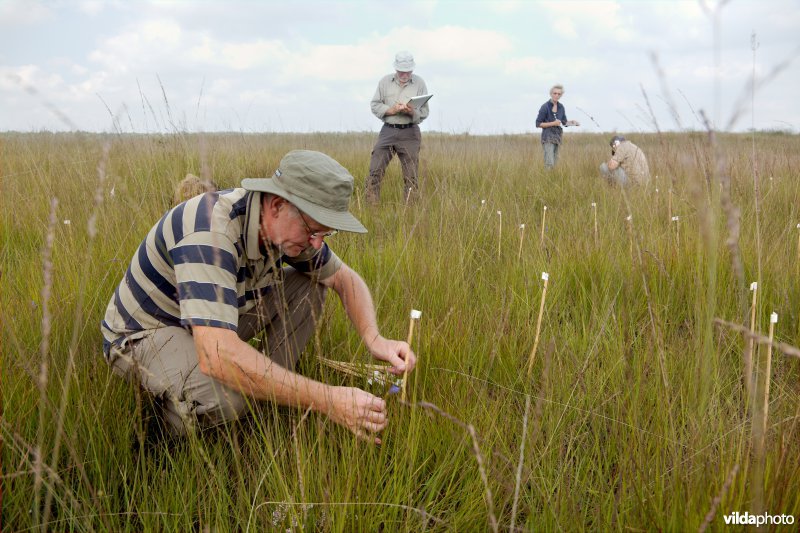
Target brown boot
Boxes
[365,187,380,205]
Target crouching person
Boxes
[101,150,415,444]
[599,135,651,186]
[173,173,218,204]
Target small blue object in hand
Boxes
[387,384,401,395]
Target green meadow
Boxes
[3,130,800,531]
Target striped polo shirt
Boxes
[101,188,341,353]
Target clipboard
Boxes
[407,94,433,109]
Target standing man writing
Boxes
[599,135,651,186]
[101,150,416,444]
[535,84,579,169]
[366,51,430,204]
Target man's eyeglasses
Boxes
[294,205,338,239]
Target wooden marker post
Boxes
[540,206,547,247]
[497,211,502,258]
[746,282,758,400]
[592,202,598,246]
[526,272,549,378]
[760,312,778,446]
[518,223,525,261]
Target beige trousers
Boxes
[107,267,326,435]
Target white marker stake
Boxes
[526,272,549,378]
[796,224,800,275]
[626,215,634,261]
[591,202,598,246]
[540,206,547,247]
[745,282,758,400]
[668,188,673,224]
[760,312,778,448]
[401,309,422,401]
[518,223,526,260]
[497,211,502,258]
[671,216,680,247]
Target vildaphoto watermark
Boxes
[724,511,795,526]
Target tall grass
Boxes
[2,130,800,531]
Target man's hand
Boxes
[567,119,580,126]
[326,386,388,444]
[387,103,412,116]
[367,335,417,375]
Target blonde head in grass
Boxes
[174,173,218,204]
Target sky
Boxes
[1,0,798,136]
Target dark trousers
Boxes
[366,124,421,201]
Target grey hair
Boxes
[550,84,564,94]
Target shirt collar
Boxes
[244,191,264,260]
[392,75,414,85]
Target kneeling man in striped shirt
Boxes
[101,150,415,444]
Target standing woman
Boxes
[535,84,580,169]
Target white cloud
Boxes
[217,40,291,71]
[556,19,578,39]
[89,19,186,72]
[541,1,638,43]
[74,71,113,98]
[238,88,296,106]
[690,62,753,81]
[3,65,63,91]
[0,0,52,26]
[78,1,106,16]
[503,55,602,83]
[282,43,385,81]
[486,0,525,14]
[396,26,514,67]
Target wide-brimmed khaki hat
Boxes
[393,51,415,72]
[242,150,367,233]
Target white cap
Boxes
[410,309,422,319]
[591,202,596,207]
[770,312,778,323]
[393,51,415,72]
[671,216,679,221]
[541,272,549,281]
[520,223,525,229]
[750,282,757,290]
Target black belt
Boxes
[385,123,415,129]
